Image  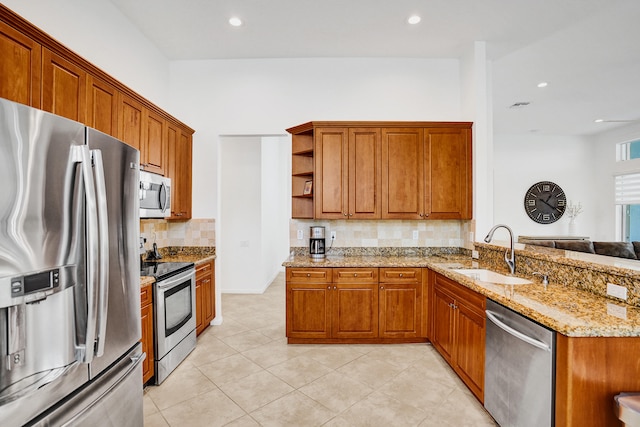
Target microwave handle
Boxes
[159,182,169,212]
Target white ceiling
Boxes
[109,0,640,136]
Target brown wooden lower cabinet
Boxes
[430,271,485,403]
[195,260,215,336]
[286,267,427,343]
[140,282,154,384]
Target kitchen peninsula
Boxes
[283,244,640,427]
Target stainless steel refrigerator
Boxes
[0,97,143,426]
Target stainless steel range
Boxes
[141,261,196,384]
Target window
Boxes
[615,173,640,241]
[617,139,640,161]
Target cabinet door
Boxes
[140,284,154,384]
[0,20,41,108]
[118,93,145,152]
[381,128,425,219]
[379,283,423,338]
[349,128,381,219]
[425,127,472,219]
[86,75,118,137]
[144,110,167,175]
[167,123,193,219]
[455,298,485,402]
[315,128,348,219]
[204,261,215,325]
[432,284,455,363]
[332,283,378,339]
[195,278,204,335]
[286,282,331,339]
[42,48,86,122]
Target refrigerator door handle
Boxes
[71,145,99,364]
[91,149,110,357]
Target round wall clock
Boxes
[523,181,567,224]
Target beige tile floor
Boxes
[143,273,498,427]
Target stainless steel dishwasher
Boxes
[484,299,556,427]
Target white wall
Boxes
[493,134,598,239]
[592,122,640,240]
[3,0,171,110]
[219,136,262,293]
[260,136,291,281]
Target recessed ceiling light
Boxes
[537,82,548,88]
[407,15,421,25]
[594,119,604,123]
[229,17,242,27]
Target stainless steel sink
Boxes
[452,268,532,285]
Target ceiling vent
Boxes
[509,102,530,109]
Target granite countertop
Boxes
[283,254,640,338]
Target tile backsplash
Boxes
[140,218,215,251]
[290,219,474,250]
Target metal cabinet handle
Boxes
[399,273,403,277]
[380,286,384,290]
[354,273,358,277]
[306,273,311,277]
[333,286,337,290]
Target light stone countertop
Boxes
[283,253,640,337]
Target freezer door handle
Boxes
[71,145,99,364]
[486,310,551,352]
[91,149,109,357]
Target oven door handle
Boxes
[156,270,194,290]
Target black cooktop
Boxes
[140,261,194,280]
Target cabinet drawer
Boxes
[435,273,485,314]
[140,283,153,307]
[196,261,213,279]
[287,268,332,283]
[333,268,378,283]
[380,267,421,283]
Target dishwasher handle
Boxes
[486,310,551,352]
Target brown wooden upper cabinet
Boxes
[0,20,41,108]
[167,122,193,219]
[382,126,472,219]
[287,121,472,220]
[315,127,382,219]
[86,75,119,137]
[117,93,167,176]
[42,48,87,123]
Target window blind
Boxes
[615,173,640,204]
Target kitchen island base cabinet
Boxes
[430,271,485,403]
[555,334,640,427]
[286,267,427,344]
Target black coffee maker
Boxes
[309,226,326,260]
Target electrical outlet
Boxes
[412,230,419,240]
[472,250,479,259]
[297,229,303,240]
[607,283,628,301]
[469,231,474,242]
[331,231,336,240]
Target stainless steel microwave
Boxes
[139,170,171,218]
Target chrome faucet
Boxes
[484,224,516,275]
